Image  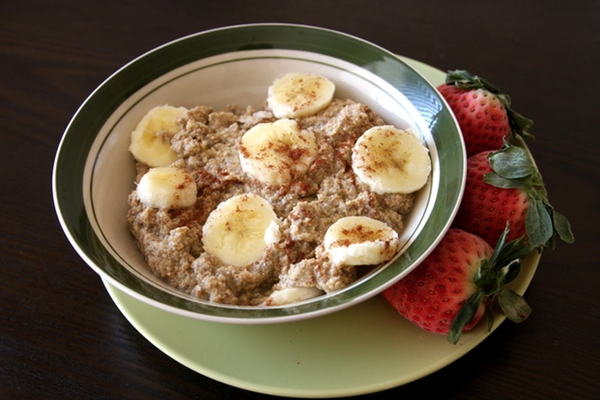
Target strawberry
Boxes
[438,70,534,157]
[383,228,533,344]
[453,142,574,248]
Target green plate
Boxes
[105,248,539,398]
[102,58,540,398]
[53,24,465,323]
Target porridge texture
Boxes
[127,75,429,306]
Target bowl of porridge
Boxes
[53,23,466,323]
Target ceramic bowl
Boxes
[53,23,465,323]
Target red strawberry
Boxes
[384,228,532,344]
[438,70,533,157]
[454,142,574,248]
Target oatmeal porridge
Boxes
[127,73,431,306]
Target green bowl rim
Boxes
[52,23,465,322]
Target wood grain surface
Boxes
[1,1,598,399]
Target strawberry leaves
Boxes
[445,70,534,141]
[484,143,574,248]
[497,289,532,324]
[449,290,486,344]
[449,227,534,344]
[549,210,574,248]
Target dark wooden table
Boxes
[2,1,598,399]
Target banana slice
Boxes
[239,118,318,186]
[351,125,431,194]
[202,194,279,267]
[136,167,197,209]
[264,219,282,245]
[129,105,187,167]
[267,72,336,118]
[264,287,324,306]
[323,216,400,266]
